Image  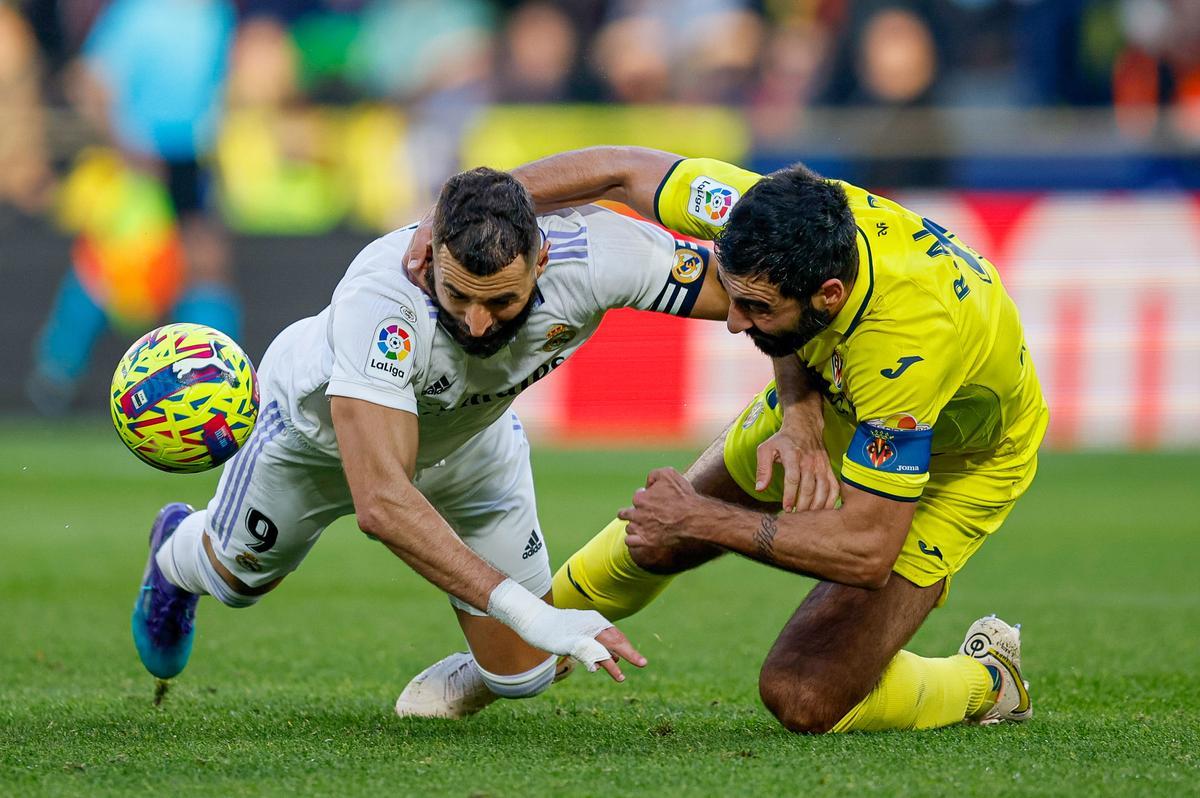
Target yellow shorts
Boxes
[723,382,1039,603]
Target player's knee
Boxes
[475,654,557,699]
[628,540,721,575]
[627,543,686,574]
[199,549,278,608]
[200,532,282,607]
[202,565,263,609]
[758,664,843,734]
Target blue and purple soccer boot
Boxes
[132,502,199,679]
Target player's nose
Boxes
[465,304,495,337]
[726,305,751,335]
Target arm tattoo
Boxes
[753,514,778,561]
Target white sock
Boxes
[155,510,260,608]
[474,654,558,699]
[155,510,210,595]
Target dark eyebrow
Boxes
[736,296,772,313]
[442,280,519,305]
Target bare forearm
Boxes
[687,498,890,588]
[332,398,508,612]
[773,355,823,422]
[359,483,504,611]
[511,146,680,218]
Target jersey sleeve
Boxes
[584,206,712,316]
[325,282,423,415]
[653,158,764,240]
[839,312,965,502]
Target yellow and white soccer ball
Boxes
[110,323,259,473]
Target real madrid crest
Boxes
[671,247,705,284]
[542,323,577,352]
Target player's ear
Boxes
[813,278,845,311]
[534,238,551,276]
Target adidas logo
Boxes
[522,529,543,560]
[423,375,454,396]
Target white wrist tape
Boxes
[486,578,547,629]
[486,578,615,671]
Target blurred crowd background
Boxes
[1,0,1198,446]
[4,0,1200,223]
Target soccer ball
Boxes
[110,323,259,473]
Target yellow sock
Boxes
[832,651,994,733]
[551,519,674,621]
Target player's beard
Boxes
[745,306,833,357]
[425,271,539,358]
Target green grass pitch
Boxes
[1,419,1197,796]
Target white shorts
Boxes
[202,400,551,615]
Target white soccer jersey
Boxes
[262,205,710,466]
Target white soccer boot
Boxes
[553,655,575,683]
[959,614,1033,724]
[394,652,497,719]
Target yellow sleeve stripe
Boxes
[842,227,875,337]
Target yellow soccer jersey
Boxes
[656,158,1049,502]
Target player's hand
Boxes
[488,579,648,683]
[755,406,838,512]
[544,608,647,682]
[592,626,647,682]
[619,467,706,553]
[403,211,435,287]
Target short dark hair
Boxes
[431,167,540,277]
[715,163,858,300]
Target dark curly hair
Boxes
[432,167,541,276]
[715,163,858,299]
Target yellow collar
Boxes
[829,226,874,337]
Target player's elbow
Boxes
[848,557,893,590]
[353,477,422,546]
[840,536,896,590]
[835,502,909,589]
[354,497,394,542]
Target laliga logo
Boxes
[377,324,412,362]
[704,187,735,221]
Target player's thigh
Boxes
[761,575,942,711]
[723,381,857,504]
[625,423,772,574]
[205,405,353,591]
[628,413,788,573]
[687,420,777,511]
[893,463,1032,605]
